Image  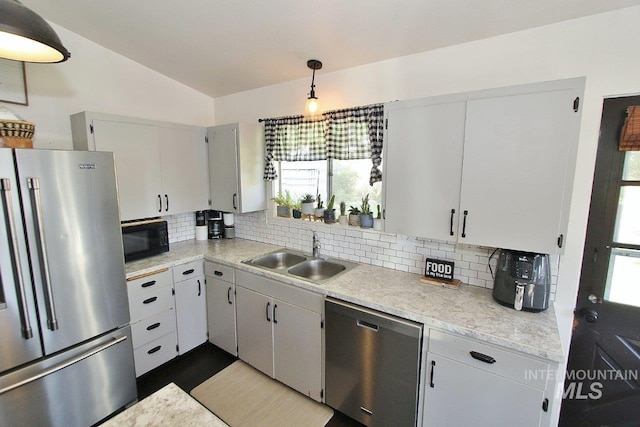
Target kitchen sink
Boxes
[288,259,346,281]
[249,251,307,269]
[242,249,357,284]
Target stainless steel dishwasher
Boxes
[325,298,423,427]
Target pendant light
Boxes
[305,59,322,117]
[0,0,70,63]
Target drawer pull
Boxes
[147,345,161,354]
[146,322,161,331]
[430,360,436,388]
[356,319,379,332]
[182,269,195,275]
[470,351,496,364]
[141,280,156,288]
[360,407,373,417]
[143,296,158,304]
[214,270,223,276]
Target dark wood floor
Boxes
[136,342,364,427]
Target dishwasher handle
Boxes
[356,319,379,332]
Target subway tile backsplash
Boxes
[234,211,558,301]
[164,212,196,243]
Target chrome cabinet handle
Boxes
[0,334,127,395]
[1,178,33,339]
[27,178,58,331]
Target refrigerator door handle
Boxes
[0,334,128,396]
[1,178,34,339]
[27,177,59,331]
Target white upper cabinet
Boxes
[459,88,581,253]
[207,123,266,214]
[157,126,209,216]
[382,78,584,254]
[71,112,209,221]
[383,99,466,242]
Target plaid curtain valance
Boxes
[263,104,384,185]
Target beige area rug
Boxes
[191,360,334,427]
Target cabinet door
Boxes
[158,127,209,215]
[273,299,322,402]
[206,276,237,356]
[423,353,544,427]
[384,100,466,241]
[236,286,273,376]
[92,119,162,220]
[460,89,580,253]
[174,276,207,355]
[208,126,239,212]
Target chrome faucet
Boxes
[312,232,321,258]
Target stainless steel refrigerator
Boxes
[0,148,136,426]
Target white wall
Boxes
[214,7,640,423]
[0,23,214,150]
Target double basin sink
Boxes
[243,249,357,285]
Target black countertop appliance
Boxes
[207,210,224,239]
[493,249,550,312]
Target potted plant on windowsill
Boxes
[348,205,361,226]
[292,200,302,219]
[324,195,336,224]
[338,201,348,225]
[373,205,383,231]
[301,193,315,216]
[272,190,294,217]
[315,194,325,218]
[360,194,373,228]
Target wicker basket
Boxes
[0,120,35,139]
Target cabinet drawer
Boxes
[204,261,235,284]
[128,285,175,323]
[127,269,172,297]
[131,309,176,349]
[428,329,549,390]
[173,261,204,283]
[133,331,178,377]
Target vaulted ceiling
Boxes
[22,0,640,98]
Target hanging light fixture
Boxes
[305,59,322,117]
[0,0,70,63]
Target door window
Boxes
[604,152,640,307]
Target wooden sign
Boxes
[424,258,454,282]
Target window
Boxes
[278,158,382,212]
[604,151,640,306]
[264,104,384,213]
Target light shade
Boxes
[0,0,70,63]
[305,97,320,116]
[304,59,322,117]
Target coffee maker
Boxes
[207,210,224,239]
[493,249,550,312]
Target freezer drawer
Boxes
[325,298,423,427]
[0,326,136,427]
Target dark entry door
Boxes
[560,96,640,426]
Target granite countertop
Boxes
[102,383,228,426]
[125,238,564,362]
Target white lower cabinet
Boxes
[126,268,178,377]
[204,261,237,356]
[235,270,323,402]
[423,330,552,427]
[173,261,207,355]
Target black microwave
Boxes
[121,218,169,262]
